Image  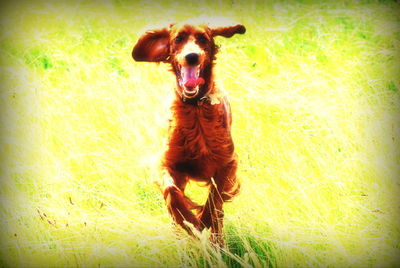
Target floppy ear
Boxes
[211,24,246,38]
[132,28,170,62]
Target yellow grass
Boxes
[1,0,399,267]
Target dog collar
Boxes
[198,93,221,105]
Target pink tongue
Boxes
[184,77,205,88]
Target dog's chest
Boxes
[168,101,233,163]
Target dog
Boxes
[132,22,245,245]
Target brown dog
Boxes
[132,22,245,245]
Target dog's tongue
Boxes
[185,77,205,88]
[182,66,204,88]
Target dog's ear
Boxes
[132,28,170,62]
[211,24,246,38]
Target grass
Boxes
[1,0,399,267]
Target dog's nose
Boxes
[185,53,199,66]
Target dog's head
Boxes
[132,23,245,100]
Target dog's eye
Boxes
[197,36,208,45]
[174,36,183,44]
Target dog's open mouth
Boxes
[178,65,205,98]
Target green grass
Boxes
[1,0,399,267]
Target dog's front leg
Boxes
[197,184,224,246]
[198,159,239,246]
[161,170,201,234]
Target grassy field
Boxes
[1,0,399,267]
